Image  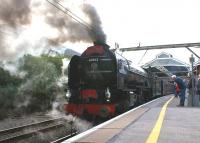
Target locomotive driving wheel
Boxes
[116,100,130,114]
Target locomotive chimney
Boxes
[93,41,110,49]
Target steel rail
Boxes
[0,118,64,143]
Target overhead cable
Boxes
[46,0,92,32]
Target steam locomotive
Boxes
[64,42,163,119]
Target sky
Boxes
[87,0,200,65]
[0,0,200,66]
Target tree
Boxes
[17,55,62,112]
[0,67,22,119]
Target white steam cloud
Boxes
[0,0,106,61]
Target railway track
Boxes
[0,117,75,143]
[51,131,77,143]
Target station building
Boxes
[142,52,190,95]
[142,52,190,78]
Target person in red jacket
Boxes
[175,82,180,97]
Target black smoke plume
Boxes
[0,0,32,60]
[45,1,106,45]
[0,0,32,27]
[82,3,106,44]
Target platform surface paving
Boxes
[63,95,200,143]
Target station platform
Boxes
[63,95,200,143]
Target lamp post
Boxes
[189,54,195,106]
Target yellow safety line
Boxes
[145,96,174,143]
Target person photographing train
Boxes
[171,75,186,106]
[174,82,180,98]
[197,74,200,101]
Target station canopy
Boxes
[142,52,190,78]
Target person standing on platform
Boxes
[171,75,186,106]
[197,74,200,101]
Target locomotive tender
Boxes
[65,42,160,119]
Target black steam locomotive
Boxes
[64,43,162,119]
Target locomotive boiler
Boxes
[64,42,158,119]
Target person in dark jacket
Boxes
[187,73,196,106]
[171,75,186,106]
[197,74,200,100]
[187,73,196,89]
